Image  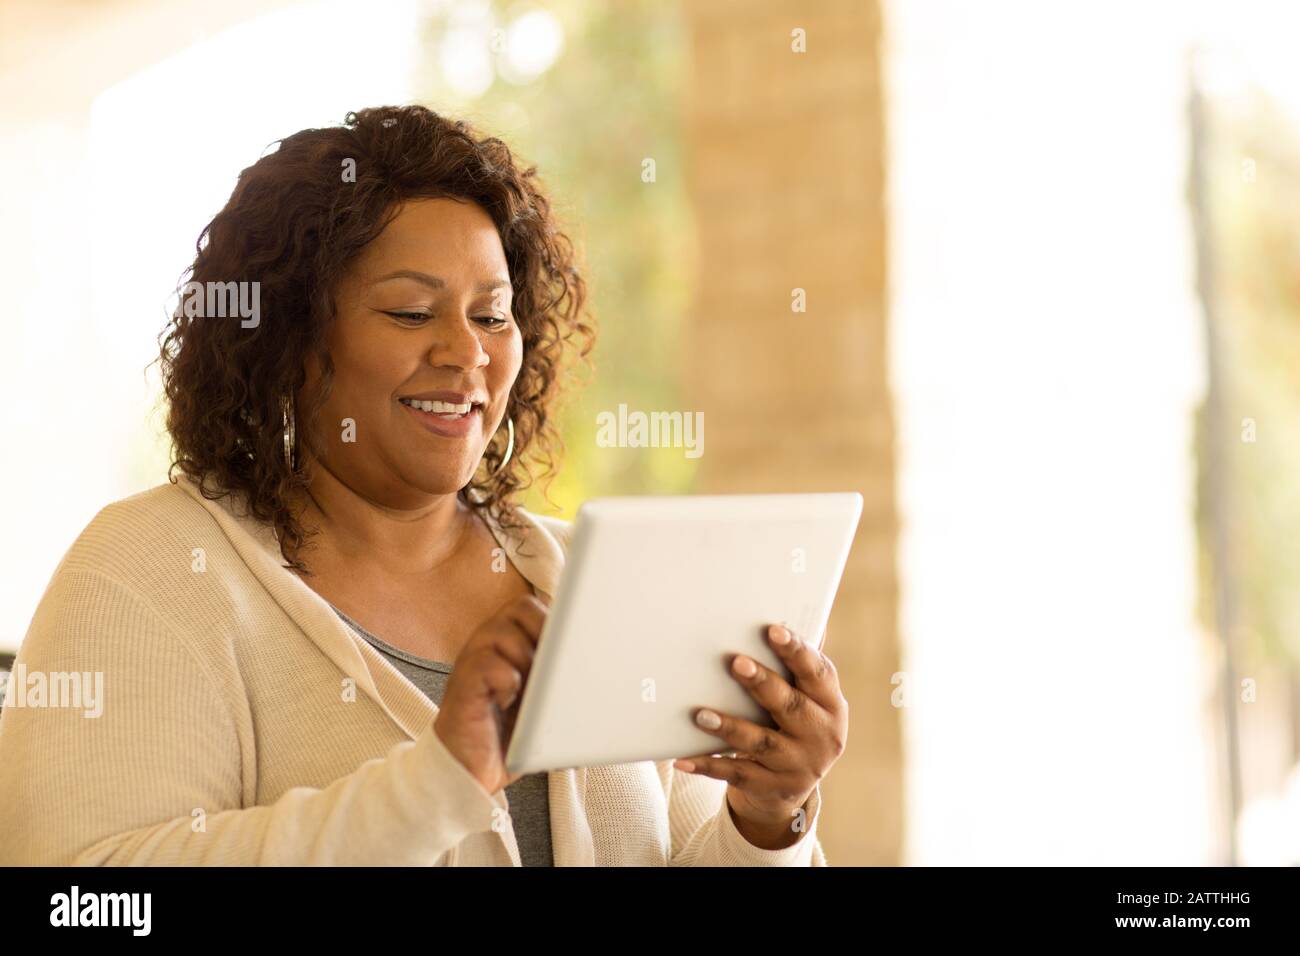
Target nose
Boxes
[427,313,489,371]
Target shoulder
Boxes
[482,505,575,600]
[37,478,249,619]
[55,479,223,578]
[521,509,575,556]
[21,479,249,664]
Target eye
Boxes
[384,311,509,329]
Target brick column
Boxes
[682,0,900,864]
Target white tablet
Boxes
[505,492,863,774]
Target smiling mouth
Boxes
[398,397,481,419]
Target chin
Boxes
[398,463,479,497]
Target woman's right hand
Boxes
[433,593,548,795]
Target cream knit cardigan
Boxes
[0,476,827,866]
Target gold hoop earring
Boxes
[282,395,296,470]
[491,416,515,477]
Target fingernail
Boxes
[695,709,722,730]
[675,759,695,772]
[733,655,757,677]
[769,625,792,645]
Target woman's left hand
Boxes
[673,624,849,850]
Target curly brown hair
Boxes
[158,105,594,571]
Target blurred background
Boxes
[1,0,1297,865]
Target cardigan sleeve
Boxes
[659,758,828,866]
[0,568,508,866]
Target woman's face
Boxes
[304,197,521,508]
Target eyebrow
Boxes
[371,269,512,294]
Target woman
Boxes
[0,105,846,866]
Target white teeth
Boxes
[401,398,473,415]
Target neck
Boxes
[293,459,472,575]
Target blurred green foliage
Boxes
[418,0,700,520]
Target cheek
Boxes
[490,330,525,387]
[328,325,415,406]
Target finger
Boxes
[479,626,536,676]
[676,748,740,764]
[728,652,824,735]
[689,706,791,770]
[764,624,842,711]
[672,754,780,792]
[479,655,525,710]
[500,593,549,644]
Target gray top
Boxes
[331,605,553,867]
